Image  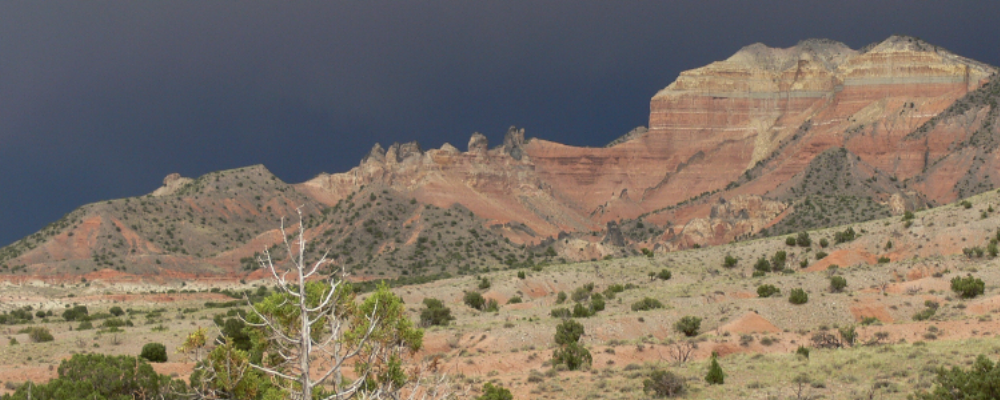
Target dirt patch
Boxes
[805,249,876,272]
[710,342,749,358]
[885,277,951,294]
[718,312,780,334]
[966,295,1000,314]
[850,304,894,323]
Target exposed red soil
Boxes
[718,312,781,334]
[850,303,895,323]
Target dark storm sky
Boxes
[2,2,999,246]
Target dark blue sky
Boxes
[2,2,999,246]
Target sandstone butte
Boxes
[299,35,997,248]
[3,35,1000,280]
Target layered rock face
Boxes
[531,37,993,221]
[302,35,996,249]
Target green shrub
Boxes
[789,288,808,305]
[951,275,985,299]
[674,316,702,337]
[914,354,1000,399]
[796,232,812,247]
[771,251,787,272]
[834,227,856,244]
[550,307,571,319]
[218,317,252,351]
[552,341,592,371]
[705,354,724,385]
[753,258,771,274]
[478,277,491,290]
[517,271,526,279]
[571,286,592,303]
[796,346,810,359]
[819,238,829,248]
[552,319,591,371]
[420,298,454,327]
[903,210,915,221]
[102,318,132,328]
[27,327,54,343]
[829,276,848,292]
[77,320,94,330]
[914,301,939,321]
[815,251,828,260]
[555,319,584,345]
[656,269,672,280]
[644,369,686,397]
[484,298,499,312]
[757,284,780,298]
[631,297,664,311]
[590,293,606,312]
[555,291,567,304]
[463,292,486,310]
[62,305,89,321]
[751,270,766,278]
[476,382,513,400]
[109,306,125,317]
[786,236,797,246]
[4,354,178,399]
[603,284,625,298]
[723,255,738,268]
[877,256,891,264]
[572,303,593,318]
[838,325,858,347]
[140,342,167,363]
[961,200,973,209]
[507,296,522,304]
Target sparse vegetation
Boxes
[951,275,985,299]
[757,284,781,298]
[552,319,591,371]
[139,342,168,363]
[674,316,702,337]
[705,353,724,385]
[476,382,514,400]
[24,327,54,343]
[829,276,847,292]
[631,297,664,311]
[420,298,454,327]
[643,369,686,398]
[789,288,808,305]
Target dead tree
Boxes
[233,209,460,400]
[668,340,697,364]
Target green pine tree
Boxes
[705,353,724,385]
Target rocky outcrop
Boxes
[675,195,787,247]
[503,126,527,161]
[468,133,488,154]
[298,129,600,242]
[601,221,626,247]
[151,173,194,197]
